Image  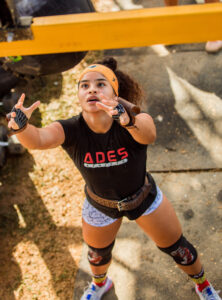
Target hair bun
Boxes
[97,57,117,71]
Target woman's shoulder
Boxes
[56,113,84,148]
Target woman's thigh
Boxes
[82,198,123,248]
[82,218,122,248]
[135,194,182,247]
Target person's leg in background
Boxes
[164,0,222,53]
[204,0,222,52]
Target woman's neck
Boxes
[82,111,113,133]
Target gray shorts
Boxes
[82,185,163,227]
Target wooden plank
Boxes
[0,3,222,56]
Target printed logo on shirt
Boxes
[84,147,128,168]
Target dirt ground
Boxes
[0,51,103,300]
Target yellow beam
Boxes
[0,3,222,57]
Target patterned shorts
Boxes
[82,185,163,227]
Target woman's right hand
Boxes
[7,93,40,131]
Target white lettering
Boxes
[84,158,128,168]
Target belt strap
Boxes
[86,176,151,212]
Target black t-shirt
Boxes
[58,113,157,219]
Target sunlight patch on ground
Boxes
[150,44,170,57]
[113,238,141,270]
[167,67,222,165]
[13,241,58,300]
[68,244,83,266]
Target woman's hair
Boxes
[96,57,144,106]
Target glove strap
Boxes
[117,97,140,129]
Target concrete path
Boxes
[73,172,222,299]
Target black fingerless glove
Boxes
[6,107,28,136]
[117,98,141,129]
[112,103,126,121]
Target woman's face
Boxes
[78,71,116,113]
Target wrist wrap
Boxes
[118,97,141,128]
[112,103,125,121]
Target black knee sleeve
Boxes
[158,235,198,266]
[87,240,115,266]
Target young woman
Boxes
[7,57,221,300]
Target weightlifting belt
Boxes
[86,176,151,212]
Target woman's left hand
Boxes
[96,93,156,144]
[96,94,130,126]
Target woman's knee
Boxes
[87,240,116,267]
[158,234,198,266]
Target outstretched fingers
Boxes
[29,101,41,114]
[15,93,26,109]
[22,100,40,120]
[14,93,40,115]
[7,93,41,131]
[96,101,111,111]
[96,94,119,116]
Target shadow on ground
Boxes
[0,151,82,299]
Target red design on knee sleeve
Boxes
[88,250,103,265]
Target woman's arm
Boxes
[7,93,65,150]
[123,112,156,145]
[16,122,65,150]
[96,94,156,145]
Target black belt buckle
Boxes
[117,197,128,212]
